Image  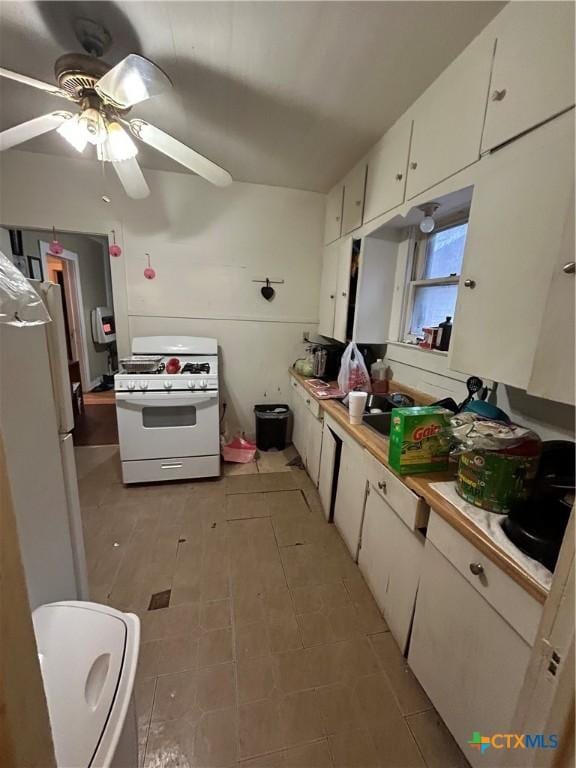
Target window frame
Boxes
[401,210,469,345]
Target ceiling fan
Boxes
[0,24,232,199]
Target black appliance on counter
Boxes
[312,343,344,381]
[503,441,575,571]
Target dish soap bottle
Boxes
[370,358,388,393]
[437,316,453,351]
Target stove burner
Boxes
[181,362,210,374]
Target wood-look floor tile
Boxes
[140,603,201,643]
[197,627,234,668]
[283,740,333,768]
[316,683,365,736]
[329,729,380,768]
[226,472,299,495]
[239,698,284,759]
[238,656,277,704]
[201,599,232,631]
[279,689,324,748]
[144,717,196,768]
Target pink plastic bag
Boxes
[222,435,257,463]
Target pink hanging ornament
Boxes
[143,252,156,280]
[49,226,63,255]
[109,230,122,257]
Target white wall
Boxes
[0,149,324,434]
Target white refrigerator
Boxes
[0,280,89,609]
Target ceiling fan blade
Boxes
[112,158,150,199]
[95,54,172,108]
[0,67,69,99]
[128,119,232,187]
[0,112,73,151]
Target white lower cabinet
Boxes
[409,517,539,768]
[289,377,323,486]
[306,415,323,487]
[318,420,338,520]
[358,483,425,654]
[333,438,368,560]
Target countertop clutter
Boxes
[289,368,549,603]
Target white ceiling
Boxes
[0,1,504,192]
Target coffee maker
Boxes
[311,343,344,381]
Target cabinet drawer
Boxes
[290,377,321,419]
[427,511,542,645]
[364,451,429,531]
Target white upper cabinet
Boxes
[449,110,575,391]
[363,116,412,224]
[405,33,494,200]
[333,239,353,344]
[317,241,339,338]
[527,183,575,406]
[324,184,344,245]
[342,163,368,235]
[481,2,576,153]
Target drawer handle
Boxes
[491,88,507,102]
[469,562,484,576]
[161,463,183,470]
[410,161,418,170]
[306,399,311,405]
[395,173,403,181]
[464,279,476,289]
[377,480,387,493]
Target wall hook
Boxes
[252,277,284,302]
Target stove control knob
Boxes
[187,380,196,390]
[127,381,136,391]
[164,381,173,390]
[200,379,207,390]
[140,382,149,391]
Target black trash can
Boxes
[254,404,290,451]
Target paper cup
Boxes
[348,391,368,425]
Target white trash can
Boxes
[32,601,140,768]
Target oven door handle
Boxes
[115,392,218,408]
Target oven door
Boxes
[115,390,220,461]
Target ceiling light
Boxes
[418,203,440,234]
[79,107,107,145]
[97,121,138,162]
[57,113,88,153]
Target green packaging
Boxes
[456,449,540,513]
[388,406,451,475]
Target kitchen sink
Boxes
[362,411,393,436]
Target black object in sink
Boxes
[363,412,393,436]
[364,392,415,414]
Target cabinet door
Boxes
[527,183,575,405]
[342,163,367,235]
[291,392,308,462]
[306,416,323,487]
[333,239,352,344]
[364,117,412,223]
[409,541,532,767]
[333,439,367,560]
[482,2,575,152]
[318,423,337,521]
[324,184,344,244]
[449,110,574,390]
[317,242,339,338]
[359,486,424,654]
[405,34,493,200]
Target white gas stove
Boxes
[115,336,221,484]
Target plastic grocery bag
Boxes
[0,251,51,326]
[222,435,257,463]
[337,342,371,394]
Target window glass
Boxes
[423,222,467,279]
[409,284,458,337]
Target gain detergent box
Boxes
[388,406,451,475]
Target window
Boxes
[403,218,468,345]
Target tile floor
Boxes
[77,446,470,768]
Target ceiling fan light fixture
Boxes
[56,113,88,153]
[79,107,107,145]
[97,121,138,162]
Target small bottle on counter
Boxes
[436,316,453,351]
[370,358,389,393]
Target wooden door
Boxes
[306,416,323,487]
[333,239,352,344]
[364,116,412,224]
[449,110,574,390]
[342,163,367,235]
[409,541,532,767]
[482,2,575,152]
[317,242,339,338]
[405,33,493,200]
[333,439,367,560]
[324,184,344,244]
[527,184,575,405]
[359,485,424,653]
